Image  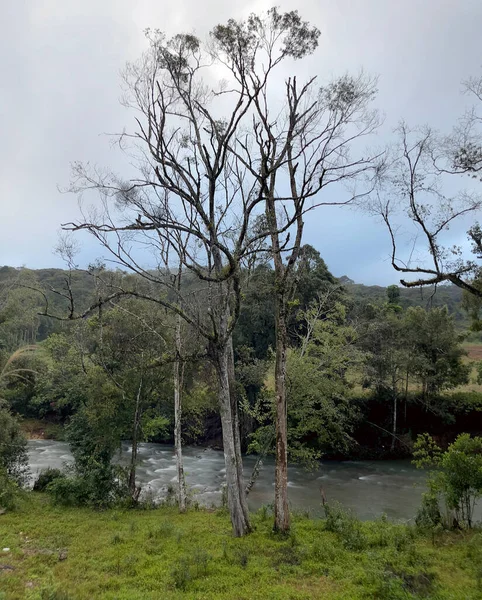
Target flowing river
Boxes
[26,439,481,522]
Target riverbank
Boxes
[20,418,64,441]
[0,494,480,599]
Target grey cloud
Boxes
[1,0,481,284]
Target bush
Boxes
[171,558,192,590]
[44,409,130,508]
[415,484,443,530]
[33,468,64,492]
[46,463,129,509]
[323,502,368,551]
[170,549,211,590]
[0,467,21,511]
[413,433,482,528]
[0,407,29,485]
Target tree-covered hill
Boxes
[0,265,466,323]
[339,276,465,321]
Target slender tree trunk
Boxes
[227,337,250,522]
[129,380,142,495]
[215,341,251,537]
[404,368,409,425]
[246,430,274,496]
[274,301,290,532]
[391,373,397,452]
[174,314,187,513]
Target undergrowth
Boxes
[0,493,480,599]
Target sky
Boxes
[2,0,482,285]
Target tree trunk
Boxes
[227,337,250,520]
[404,368,409,426]
[129,380,142,496]
[274,303,290,533]
[391,373,397,452]
[174,314,187,513]
[215,342,251,537]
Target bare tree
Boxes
[173,266,187,513]
[233,61,380,530]
[372,73,482,298]
[60,9,335,536]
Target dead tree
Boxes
[234,64,380,531]
[372,73,482,300]
[60,9,333,537]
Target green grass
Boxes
[0,494,481,599]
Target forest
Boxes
[2,7,482,599]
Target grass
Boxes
[0,495,481,599]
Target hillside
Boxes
[1,266,467,322]
[340,276,465,321]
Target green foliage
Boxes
[33,467,65,492]
[38,587,74,600]
[404,307,470,396]
[46,464,129,509]
[181,382,217,443]
[285,301,361,464]
[170,548,211,590]
[360,303,410,401]
[413,433,482,528]
[386,284,401,305]
[415,483,443,530]
[30,333,90,419]
[0,406,29,485]
[44,409,130,508]
[0,466,22,511]
[0,271,43,351]
[412,433,443,468]
[323,502,368,551]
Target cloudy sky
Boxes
[2,0,482,284]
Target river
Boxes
[26,439,478,522]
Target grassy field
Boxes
[0,494,481,599]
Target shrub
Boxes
[46,464,129,509]
[44,409,130,508]
[0,407,29,485]
[323,501,368,551]
[415,483,443,530]
[413,433,482,528]
[170,549,211,590]
[171,558,191,590]
[33,468,64,492]
[0,467,21,511]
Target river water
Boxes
[29,440,436,520]
[27,440,480,522]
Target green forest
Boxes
[2,6,482,599]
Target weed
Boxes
[148,520,175,539]
[272,544,304,568]
[236,548,249,568]
[310,538,342,563]
[324,502,368,551]
[192,547,210,576]
[257,503,273,521]
[171,558,191,590]
[39,586,73,600]
[111,532,123,545]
